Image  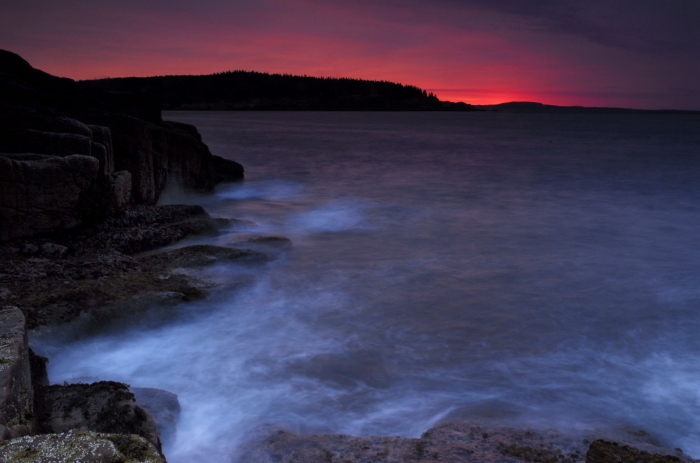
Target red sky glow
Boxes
[1,0,698,109]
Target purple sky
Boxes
[2,0,698,108]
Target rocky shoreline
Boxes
[1,49,697,462]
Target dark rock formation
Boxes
[212,154,244,184]
[0,430,165,463]
[586,440,682,463]
[0,307,34,440]
[35,381,161,453]
[0,304,168,463]
[0,49,244,242]
[138,244,267,270]
[0,153,100,241]
[132,388,180,448]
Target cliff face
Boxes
[0,49,243,242]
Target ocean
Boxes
[34,111,700,461]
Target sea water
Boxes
[33,112,700,461]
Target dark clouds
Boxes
[455,0,700,54]
[327,0,700,53]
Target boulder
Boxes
[0,307,34,440]
[211,154,244,184]
[0,430,165,463]
[107,170,132,215]
[131,388,180,448]
[35,381,161,453]
[0,153,99,241]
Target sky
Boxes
[1,0,699,109]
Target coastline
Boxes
[1,49,698,462]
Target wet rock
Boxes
[586,440,682,463]
[132,388,180,448]
[138,244,267,271]
[237,428,417,463]
[19,268,204,330]
[225,234,292,248]
[36,381,161,453]
[0,204,263,328]
[0,430,165,463]
[225,218,257,228]
[238,423,700,463]
[0,307,34,440]
[72,205,221,255]
[0,153,99,241]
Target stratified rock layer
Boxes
[0,307,34,440]
[0,154,99,241]
[0,49,244,242]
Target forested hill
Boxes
[79,71,475,111]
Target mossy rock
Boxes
[0,430,165,463]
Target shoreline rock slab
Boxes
[138,244,267,270]
[0,205,274,330]
[235,422,697,463]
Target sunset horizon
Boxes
[2,1,698,110]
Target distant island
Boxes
[475,101,700,114]
[80,72,476,111]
